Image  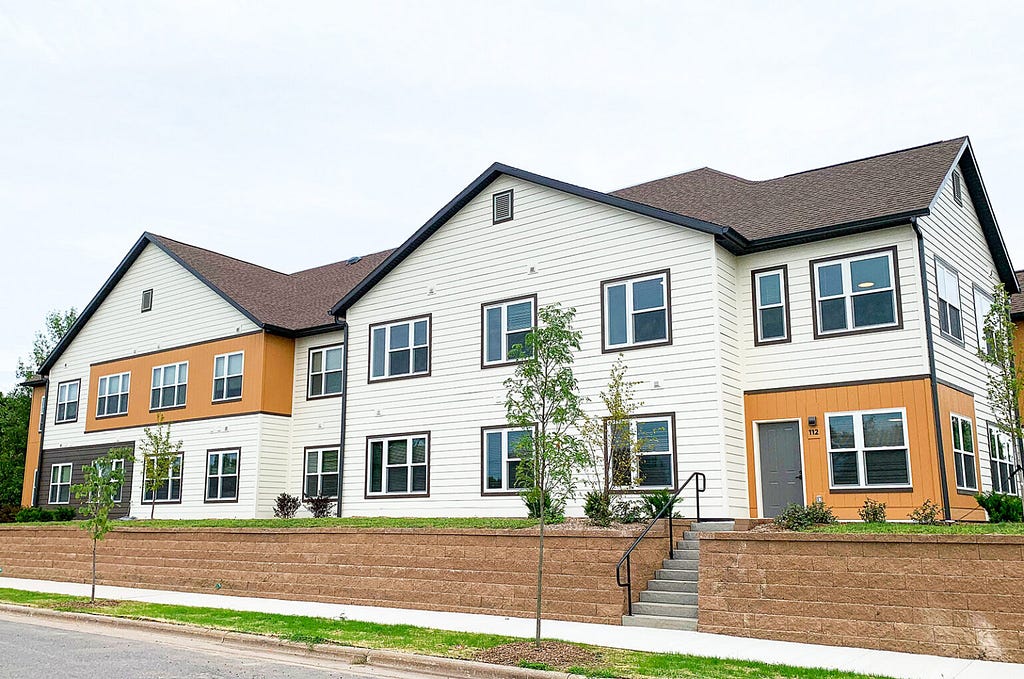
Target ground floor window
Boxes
[94,458,126,503]
[609,415,675,488]
[305,448,339,498]
[49,463,72,504]
[826,409,910,489]
[367,434,429,496]
[989,427,1017,495]
[206,449,239,501]
[143,454,183,503]
[482,426,531,493]
[951,414,977,492]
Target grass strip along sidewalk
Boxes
[808,522,1024,535]
[0,588,889,679]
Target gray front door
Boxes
[758,421,804,518]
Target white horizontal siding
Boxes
[715,247,748,515]
[255,414,293,517]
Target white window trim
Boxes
[369,317,430,381]
[38,394,46,433]
[206,449,239,502]
[753,268,789,343]
[988,426,1017,495]
[936,258,963,342]
[950,413,977,492]
[813,250,898,335]
[93,458,125,504]
[482,426,531,493]
[150,361,189,411]
[142,453,183,504]
[308,345,344,398]
[212,351,244,402]
[602,271,671,350]
[973,286,994,355]
[482,297,536,367]
[825,407,912,490]
[96,372,131,418]
[609,415,675,490]
[304,447,340,498]
[367,434,430,497]
[55,380,80,424]
[49,463,72,504]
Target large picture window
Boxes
[206,449,239,502]
[96,372,131,417]
[142,453,183,503]
[951,414,977,492]
[482,297,536,367]
[308,346,344,398]
[369,317,430,380]
[304,447,339,498]
[151,361,188,410]
[812,248,900,337]
[827,409,910,489]
[602,271,671,351]
[989,427,1017,495]
[213,352,244,401]
[55,380,80,424]
[609,415,675,488]
[367,434,429,497]
[752,267,790,344]
[936,259,963,342]
[482,426,531,493]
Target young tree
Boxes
[978,283,1023,489]
[504,303,587,648]
[15,308,79,382]
[138,416,182,519]
[72,448,128,602]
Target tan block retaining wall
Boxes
[0,524,672,625]
[698,532,1024,663]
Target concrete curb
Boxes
[0,603,583,679]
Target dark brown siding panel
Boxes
[38,442,136,518]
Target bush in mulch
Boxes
[476,641,598,671]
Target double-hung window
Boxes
[206,449,239,502]
[151,361,188,410]
[55,380,80,424]
[143,453,183,503]
[304,448,339,498]
[96,372,131,417]
[988,427,1017,495]
[752,267,789,344]
[812,248,899,336]
[94,458,125,503]
[367,434,429,496]
[482,426,531,493]
[608,415,675,488]
[936,259,963,342]
[48,463,72,504]
[309,346,344,398]
[602,271,671,351]
[369,317,429,380]
[951,414,977,492]
[213,352,243,401]
[827,409,911,489]
[38,394,46,432]
[482,297,535,366]
[973,288,994,356]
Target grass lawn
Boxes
[4,517,540,530]
[0,587,891,679]
[809,522,1024,535]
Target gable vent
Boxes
[141,288,153,313]
[492,189,514,224]
[952,170,963,206]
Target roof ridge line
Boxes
[772,137,968,181]
[148,233,292,277]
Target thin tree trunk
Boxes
[150,495,155,520]
[535,486,545,649]
[91,538,97,602]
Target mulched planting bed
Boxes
[476,641,598,670]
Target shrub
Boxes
[583,490,612,527]
[909,499,942,525]
[612,499,645,524]
[858,498,887,523]
[773,500,837,531]
[641,489,677,519]
[15,507,53,523]
[274,493,301,519]
[302,495,336,519]
[0,505,20,523]
[522,487,565,523]
[53,506,77,521]
[804,499,837,525]
[975,491,1024,523]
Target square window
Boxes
[309,345,344,398]
[142,453,183,503]
[602,271,671,351]
[55,380,80,424]
[305,448,340,498]
[151,361,188,410]
[48,463,72,504]
[608,416,675,489]
[482,297,536,367]
[811,248,900,337]
[826,410,910,490]
[367,434,429,497]
[213,352,244,401]
[206,449,240,501]
[96,372,131,417]
[369,317,430,381]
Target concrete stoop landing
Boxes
[621,520,735,631]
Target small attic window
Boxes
[492,190,514,224]
[952,170,963,206]
[141,289,153,313]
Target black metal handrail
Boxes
[615,471,706,615]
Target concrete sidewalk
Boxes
[1,576,1020,679]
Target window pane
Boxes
[506,302,532,330]
[486,432,503,489]
[633,310,667,343]
[865,449,909,485]
[965,455,977,489]
[852,291,895,327]
[828,416,855,449]
[387,439,407,465]
[507,430,530,458]
[411,466,427,492]
[226,375,242,399]
[179,363,187,382]
[66,403,78,420]
[108,375,120,393]
[325,372,343,394]
[310,373,323,396]
[176,384,186,406]
[321,473,338,497]
[161,387,175,408]
[215,355,225,378]
[68,383,78,400]
[831,451,859,485]
[412,347,428,373]
[227,353,243,374]
[372,328,386,377]
[387,466,408,493]
[850,255,891,290]
[948,306,963,339]
[818,263,844,297]
[633,277,665,311]
[758,273,782,306]
[413,320,427,346]
[222,452,238,475]
[636,420,670,452]
[152,368,162,388]
[955,454,965,488]
[208,477,219,499]
[390,349,410,375]
[213,378,225,400]
[638,454,672,487]
[506,330,528,358]
[760,307,785,339]
[311,351,323,373]
[390,323,409,350]
[952,419,961,449]
[305,451,318,474]
[819,298,847,332]
[150,390,161,410]
[509,460,525,488]
[961,421,973,453]
[325,348,342,371]
[208,454,219,475]
[411,438,426,464]
[119,394,129,413]
[862,412,904,448]
[370,442,383,493]
[607,284,627,345]
[221,476,237,499]
[163,365,176,384]
[485,307,502,362]
[322,450,339,474]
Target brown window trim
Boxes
[140,452,184,505]
[204,447,241,504]
[54,378,81,425]
[600,269,673,354]
[809,245,903,340]
[480,423,536,496]
[604,411,679,493]
[307,343,345,400]
[934,255,965,347]
[480,294,538,370]
[750,265,792,347]
[141,288,154,312]
[492,189,514,224]
[364,431,431,499]
[302,444,341,500]
[828,486,914,494]
[366,314,433,384]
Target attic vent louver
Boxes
[952,170,963,206]
[492,189,513,224]
[346,256,362,265]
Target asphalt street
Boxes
[0,614,435,679]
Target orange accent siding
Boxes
[20,386,45,507]
[745,378,942,521]
[86,332,294,433]
[936,384,985,521]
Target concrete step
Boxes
[632,601,698,618]
[622,614,698,631]
[689,520,735,532]
[640,590,698,605]
[646,579,697,593]
[655,568,697,581]
[675,539,699,551]
[662,557,699,570]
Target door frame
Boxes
[753,418,807,518]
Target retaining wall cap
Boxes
[700,531,1024,544]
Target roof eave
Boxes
[738,211,926,253]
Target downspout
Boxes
[913,218,953,521]
[31,377,49,507]
[335,318,350,517]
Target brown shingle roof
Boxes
[612,138,967,241]
[1011,271,1024,319]
[150,234,393,331]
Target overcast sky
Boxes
[2,1,1023,392]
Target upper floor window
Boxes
[48,463,72,504]
[936,259,963,342]
[151,362,188,410]
[752,267,790,344]
[206,449,239,502]
[96,372,130,418]
[141,288,153,313]
[609,415,675,488]
[952,170,963,206]
[812,248,899,338]
[38,394,46,432]
[482,297,535,367]
[308,346,344,398]
[989,427,1017,495]
[973,287,994,356]
[370,317,430,381]
[55,380,80,424]
[492,189,514,224]
[213,352,243,402]
[143,453,183,503]
[602,271,671,352]
[827,409,910,489]
[367,433,429,497]
[483,426,531,493]
[305,447,339,498]
[951,414,977,492]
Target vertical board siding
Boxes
[21,386,45,506]
[936,384,986,520]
